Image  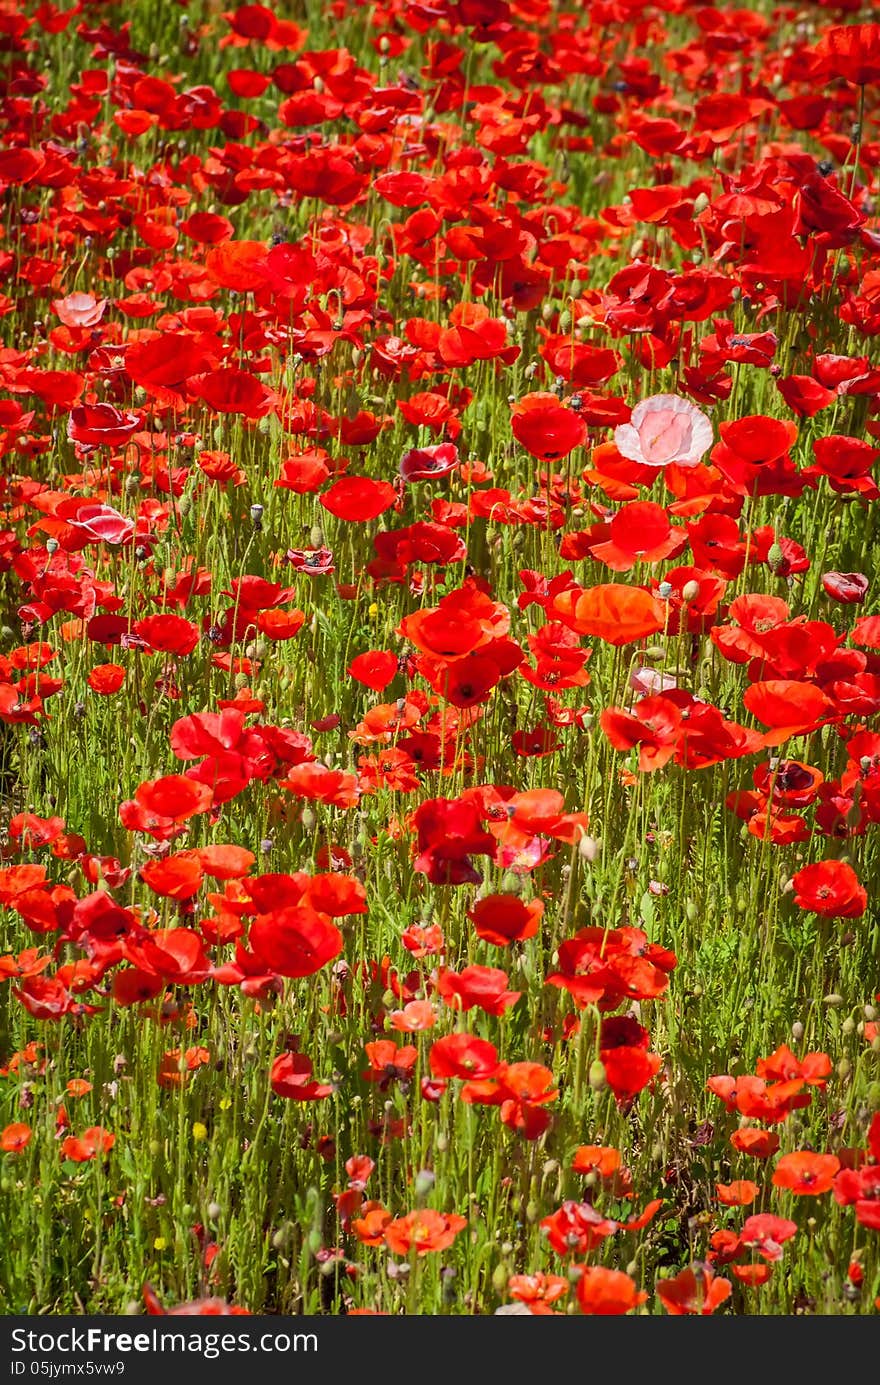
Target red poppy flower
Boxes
[436,964,521,1016]
[601,695,682,772]
[576,1267,647,1316]
[716,1181,759,1207]
[319,476,397,521]
[139,855,205,899]
[190,368,274,418]
[743,680,834,742]
[511,393,587,461]
[740,1214,798,1262]
[270,1052,333,1101]
[60,1127,115,1163]
[123,930,212,986]
[349,650,400,692]
[469,893,543,946]
[1,1122,32,1153]
[776,375,836,418]
[540,1201,618,1257]
[772,1151,840,1195]
[552,584,665,645]
[816,24,880,86]
[134,614,200,657]
[361,1040,418,1089]
[656,1265,731,1315]
[399,441,459,482]
[87,664,125,695]
[249,906,343,978]
[429,1033,499,1080]
[822,571,869,604]
[135,776,213,823]
[790,859,867,918]
[507,1273,569,1315]
[67,404,140,448]
[730,1129,780,1159]
[383,1209,468,1257]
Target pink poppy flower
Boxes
[614,394,713,468]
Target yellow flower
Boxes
[192,1122,208,1143]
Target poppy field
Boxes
[1,0,880,1319]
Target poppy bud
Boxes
[588,1059,607,1091]
[791,1021,804,1041]
[865,1005,877,1021]
[694,192,709,214]
[681,580,700,603]
[207,1202,222,1221]
[578,835,601,863]
[842,1017,855,1036]
[414,1169,435,1197]
[272,1224,292,1250]
[837,1058,852,1081]
[491,1263,509,1295]
[823,994,845,1007]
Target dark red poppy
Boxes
[822,571,869,604]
